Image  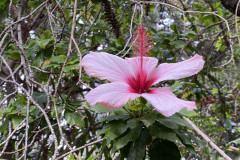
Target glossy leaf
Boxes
[64,110,85,128]
[149,139,181,160]
[127,129,151,160]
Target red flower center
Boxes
[128,74,156,93]
[130,25,154,93]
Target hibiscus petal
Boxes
[141,87,196,117]
[81,52,133,82]
[150,54,204,85]
[85,82,140,109]
[126,57,158,78]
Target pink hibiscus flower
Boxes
[81,26,204,117]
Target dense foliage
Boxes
[0,0,240,159]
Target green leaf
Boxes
[2,106,17,115]
[91,103,124,113]
[170,81,183,92]
[212,88,218,95]
[11,51,20,60]
[163,36,174,41]
[62,64,80,72]
[51,105,62,117]
[32,92,47,108]
[43,30,52,39]
[32,53,44,67]
[0,120,9,133]
[12,117,24,129]
[224,119,232,130]
[140,97,147,104]
[170,40,185,48]
[127,118,138,129]
[29,105,40,117]
[116,141,132,159]
[25,42,40,57]
[98,121,128,144]
[91,103,114,113]
[36,39,50,49]
[110,121,128,136]
[189,133,204,147]
[230,137,240,145]
[107,123,128,144]
[215,2,221,7]
[67,58,79,65]
[115,36,124,48]
[175,130,192,145]
[216,37,223,51]
[64,9,71,21]
[130,103,145,111]
[41,63,60,69]
[149,124,177,142]
[139,111,156,127]
[95,34,106,44]
[157,115,191,130]
[66,153,75,160]
[170,24,178,34]
[184,144,196,155]
[50,55,66,63]
[0,109,4,119]
[99,115,129,122]
[114,124,142,150]
[19,105,37,117]
[201,15,213,26]
[64,110,85,128]
[180,30,196,38]
[127,128,151,160]
[175,131,197,154]
[149,139,181,160]
[179,109,198,118]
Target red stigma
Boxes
[131,25,154,57]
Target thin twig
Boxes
[52,0,80,159]
[117,4,137,57]
[183,117,232,160]
[0,0,50,39]
[72,37,82,84]
[0,118,26,147]
[235,0,240,44]
[0,77,59,159]
[0,122,12,156]
[55,139,103,160]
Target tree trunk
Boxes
[220,0,240,16]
